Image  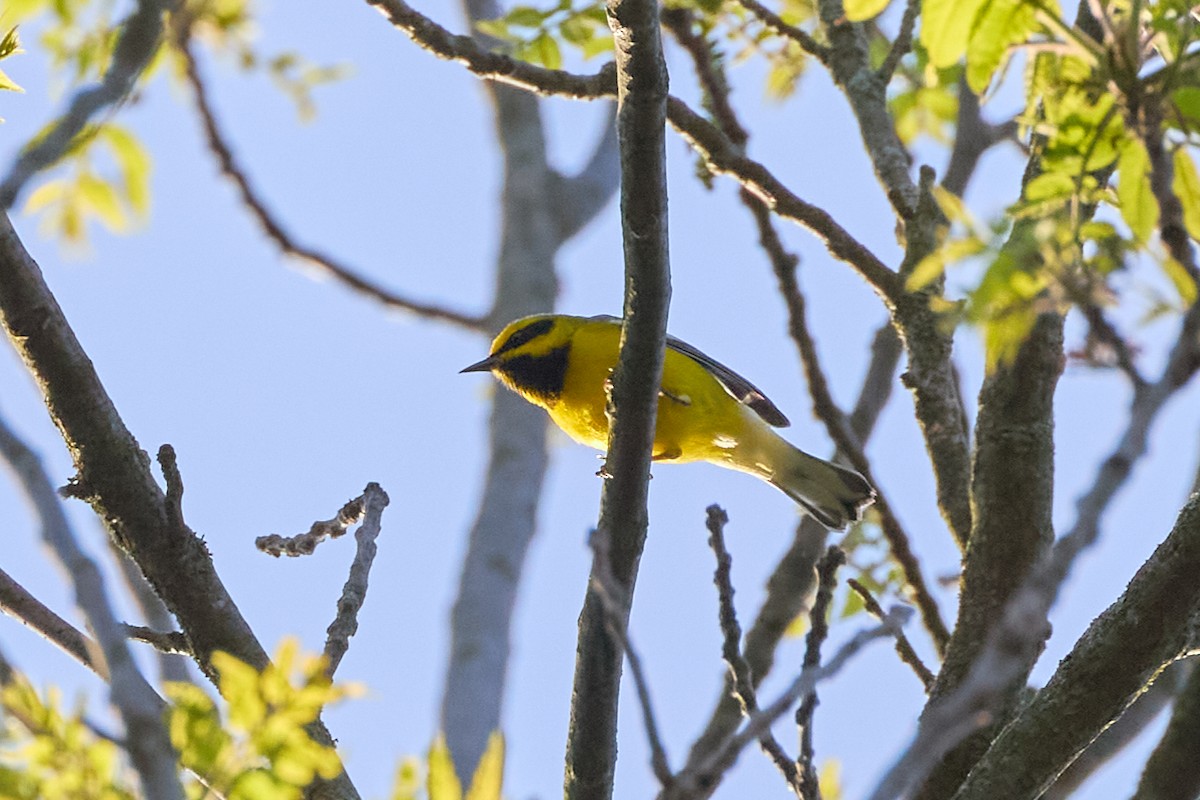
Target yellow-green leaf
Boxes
[819,759,844,800]
[844,0,890,21]
[965,0,1040,94]
[0,66,21,93]
[427,735,463,800]
[1116,138,1159,243]
[1163,257,1198,306]
[23,180,66,214]
[100,124,151,215]
[390,757,422,800]
[76,173,126,231]
[465,732,505,800]
[1172,148,1200,241]
[921,0,985,68]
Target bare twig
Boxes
[0,566,107,679]
[684,321,902,777]
[256,494,369,557]
[0,410,184,799]
[324,483,390,678]
[736,0,830,64]
[367,0,617,97]
[795,547,846,800]
[669,607,911,800]
[847,579,934,690]
[174,31,485,329]
[877,0,920,82]
[705,506,803,794]
[367,0,902,305]
[0,0,176,207]
[124,624,192,656]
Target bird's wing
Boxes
[587,315,791,428]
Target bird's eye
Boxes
[494,318,555,356]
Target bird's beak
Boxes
[460,355,499,374]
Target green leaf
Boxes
[844,0,890,21]
[920,0,985,68]
[505,5,549,27]
[1163,256,1198,306]
[465,731,505,800]
[1024,171,1074,202]
[965,0,1040,94]
[560,14,593,45]
[1173,86,1200,125]
[532,31,562,69]
[427,735,463,800]
[1116,138,1159,243]
[76,173,126,230]
[1173,148,1200,241]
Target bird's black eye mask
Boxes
[493,318,555,356]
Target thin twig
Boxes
[877,0,920,82]
[124,625,192,656]
[324,483,390,678]
[736,0,830,64]
[669,607,911,799]
[847,578,934,689]
[366,0,902,305]
[175,31,485,329]
[367,0,617,97]
[795,547,846,800]
[705,506,803,794]
[0,566,108,679]
[256,493,369,557]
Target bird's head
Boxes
[461,314,579,404]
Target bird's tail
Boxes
[755,435,875,530]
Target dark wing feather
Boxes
[587,315,790,428]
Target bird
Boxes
[461,314,875,529]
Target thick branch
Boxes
[564,0,671,793]
[1134,658,1200,800]
[950,494,1200,800]
[914,312,1064,800]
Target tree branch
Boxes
[323,484,389,678]
[1133,657,1200,800]
[913,311,1064,800]
[948,494,1200,799]
[0,213,362,800]
[0,0,176,208]
[0,565,107,680]
[175,31,485,329]
[563,0,671,792]
[704,506,802,795]
[551,105,621,241]
[0,408,183,799]
[366,0,617,97]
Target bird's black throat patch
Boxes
[500,344,569,403]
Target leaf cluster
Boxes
[165,638,354,800]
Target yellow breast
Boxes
[548,322,751,464]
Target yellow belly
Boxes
[546,323,750,465]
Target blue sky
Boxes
[2,1,1198,798]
